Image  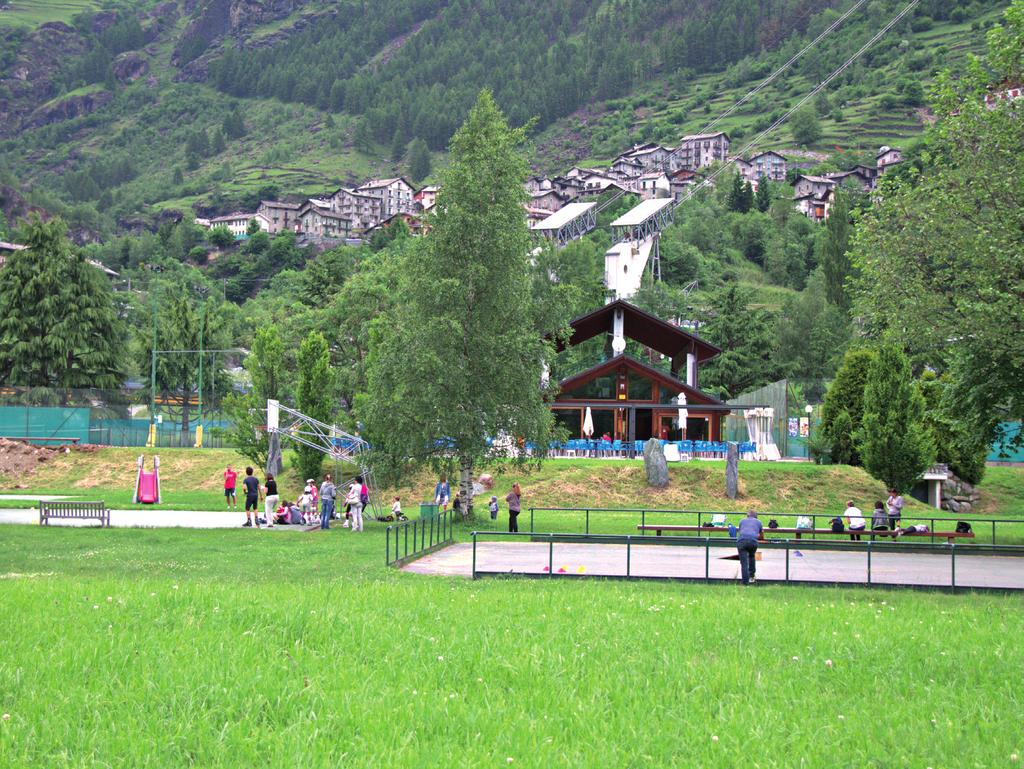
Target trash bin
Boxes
[419,502,438,519]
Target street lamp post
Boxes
[804,404,814,460]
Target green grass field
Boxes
[0,523,1022,767]
[0,1,101,29]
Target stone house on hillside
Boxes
[327,187,381,231]
[746,151,788,182]
[298,203,352,241]
[678,132,730,169]
[825,166,876,193]
[638,171,671,200]
[414,184,440,211]
[355,177,415,220]
[257,200,303,234]
[876,145,903,174]
[530,189,569,212]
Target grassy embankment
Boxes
[2,446,1022,538]
[0,1,100,30]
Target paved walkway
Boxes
[0,508,315,531]
[404,541,1024,590]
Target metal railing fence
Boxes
[385,510,454,566]
[469,531,1024,591]
[526,507,1024,545]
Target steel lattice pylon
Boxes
[265,400,379,519]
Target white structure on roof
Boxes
[531,202,597,245]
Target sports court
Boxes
[404,538,1024,590]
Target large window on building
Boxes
[562,374,616,400]
[627,372,653,401]
[554,409,582,437]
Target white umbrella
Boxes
[676,392,688,437]
[583,406,594,438]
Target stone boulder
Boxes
[726,442,739,499]
[113,52,149,84]
[643,439,669,488]
[25,90,113,128]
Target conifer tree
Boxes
[821,192,853,309]
[0,217,122,388]
[755,178,771,212]
[407,138,432,184]
[364,90,556,517]
[858,345,934,492]
[295,331,334,481]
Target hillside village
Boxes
[195,132,905,247]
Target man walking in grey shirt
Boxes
[736,510,764,585]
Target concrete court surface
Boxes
[403,541,1024,590]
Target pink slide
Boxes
[133,455,161,504]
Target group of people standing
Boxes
[223,465,367,531]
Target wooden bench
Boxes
[39,500,110,527]
[636,524,976,544]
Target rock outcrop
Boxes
[25,90,113,129]
[113,52,149,83]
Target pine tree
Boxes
[820,192,853,309]
[726,172,749,213]
[364,90,556,517]
[295,331,334,481]
[755,178,771,212]
[0,216,123,388]
[211,128,227,154]
[407,137,431,183]
[172,167,184,186]
[858,344,935,492]
[821,347,876,466]
[698,284,778,398]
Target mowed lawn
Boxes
[0,525,1023,768]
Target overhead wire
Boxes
[699,0,871,135]
[676,0,921,207]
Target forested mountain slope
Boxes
[0,0,1004,239]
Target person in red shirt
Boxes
[223,465,238,510]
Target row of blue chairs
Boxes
[544,439,758,458]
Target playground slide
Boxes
[133,455,161,504]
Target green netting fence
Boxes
[0,387,234,448]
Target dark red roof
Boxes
[556,354,725,406]
[553,300,720,362]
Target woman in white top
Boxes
[845,500,866,541]
[346,476,365,532]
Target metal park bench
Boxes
[636,523,976,545]
[39,500,110,527]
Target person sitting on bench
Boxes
[871,501,889,531]
[845,500,866,541]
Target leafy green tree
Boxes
[208,226,234,248]
[363,90,556,516]
[246,218,261,236]
[851,2,1024,453]
[211,128,227,154]
[919,369,988,485]
[858,344,934,492]
[295,331,334,482]
[0,217,123,388]
[820,192,853,309]
[0,209,8,240]
[775,270,850,381]
[820,347,876,466]
[223,324,286,468]
[791,106,822,145]
[699,284,779,399]
[407,137,432,184]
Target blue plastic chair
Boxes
[611,439,623,457]
[678,440,694,453]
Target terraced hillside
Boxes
[0,0,1005,237]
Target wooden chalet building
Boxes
[549,301,729,442]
